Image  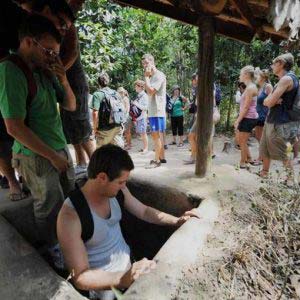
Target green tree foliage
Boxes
[78,0,298,130]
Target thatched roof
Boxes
[113,0,300,43]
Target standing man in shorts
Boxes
[142,54,167,168]
[260,53,300,183]
[91,72,124,148]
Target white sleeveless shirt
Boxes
[65,197,131,272]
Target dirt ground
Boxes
[127,133,300,300]
[127,133,300,180]
[1,133,299,300]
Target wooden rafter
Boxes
[113,0,297,43]
[114,0,256,42]
[217,14,289,40]
[230,0,260,29]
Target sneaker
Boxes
[145,160,161,169]
[183,158,196,165]
[178,143,184,147]
[75,165,87,175]
[160,158,167,163]
[140,149,148,154]
[164,145,168,150]
[169,141,176,145]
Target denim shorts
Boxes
[136,118,147,134]
[149,117,166,132]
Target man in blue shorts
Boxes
[142,54,167,168]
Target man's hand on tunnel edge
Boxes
[118,258,156,288]
[176,208,201,226]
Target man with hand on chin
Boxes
[0,15,76,255]
[142,54,167,169]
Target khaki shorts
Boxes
[96,126,124,148]
[260,122,300,161]
[12,148,75,245]
[190,117,215,136]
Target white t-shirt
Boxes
[147,69,167,117]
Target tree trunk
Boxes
[195,17,215,177]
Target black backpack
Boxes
[129,94,143,121]
[166,95,184,114]
[287,73,300,121]
[98,88,126,130]
[0,54,37,127]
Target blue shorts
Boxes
[136,118,147,134]
[149,117,166,132]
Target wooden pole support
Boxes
[195,17,215,177]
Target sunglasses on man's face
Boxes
[33,39,59,58]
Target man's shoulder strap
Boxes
[116,190,125,210]
[68,188,94,243]
[3,54,37,107]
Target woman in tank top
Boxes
[234,66,258,169]
[254,69,273,164]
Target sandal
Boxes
[239,164,249,169]
[257,169,269,178]
[9,191,28,202]
[249,160,262,166]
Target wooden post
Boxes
[195,17,215,177]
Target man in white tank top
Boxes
[57,144,199,299]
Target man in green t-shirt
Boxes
[0,15,76,250]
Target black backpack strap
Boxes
[68,189,94,243]
[4,54,37,126]
[116,190,125,210]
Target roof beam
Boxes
[192,0,227,15]
[230,0,260,29]
[201,0,228,14]
[114,0,256,42]
[217,13,289,39]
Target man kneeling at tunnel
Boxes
[57,144,199,299]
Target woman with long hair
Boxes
[234,66,258,168]
[254,69,273,164]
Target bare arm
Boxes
[59,80,77,111]
[181,96,188,110]
[264,76,292,108]
[122,187,199,226]
[57,205,155,290]
[144,77,156,97]
[60,25,79,71]
[265,83,273,96]
[92,110,98,132]
[50,57,76,111]
[4,119,68,172]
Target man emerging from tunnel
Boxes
[57,144,199,300]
